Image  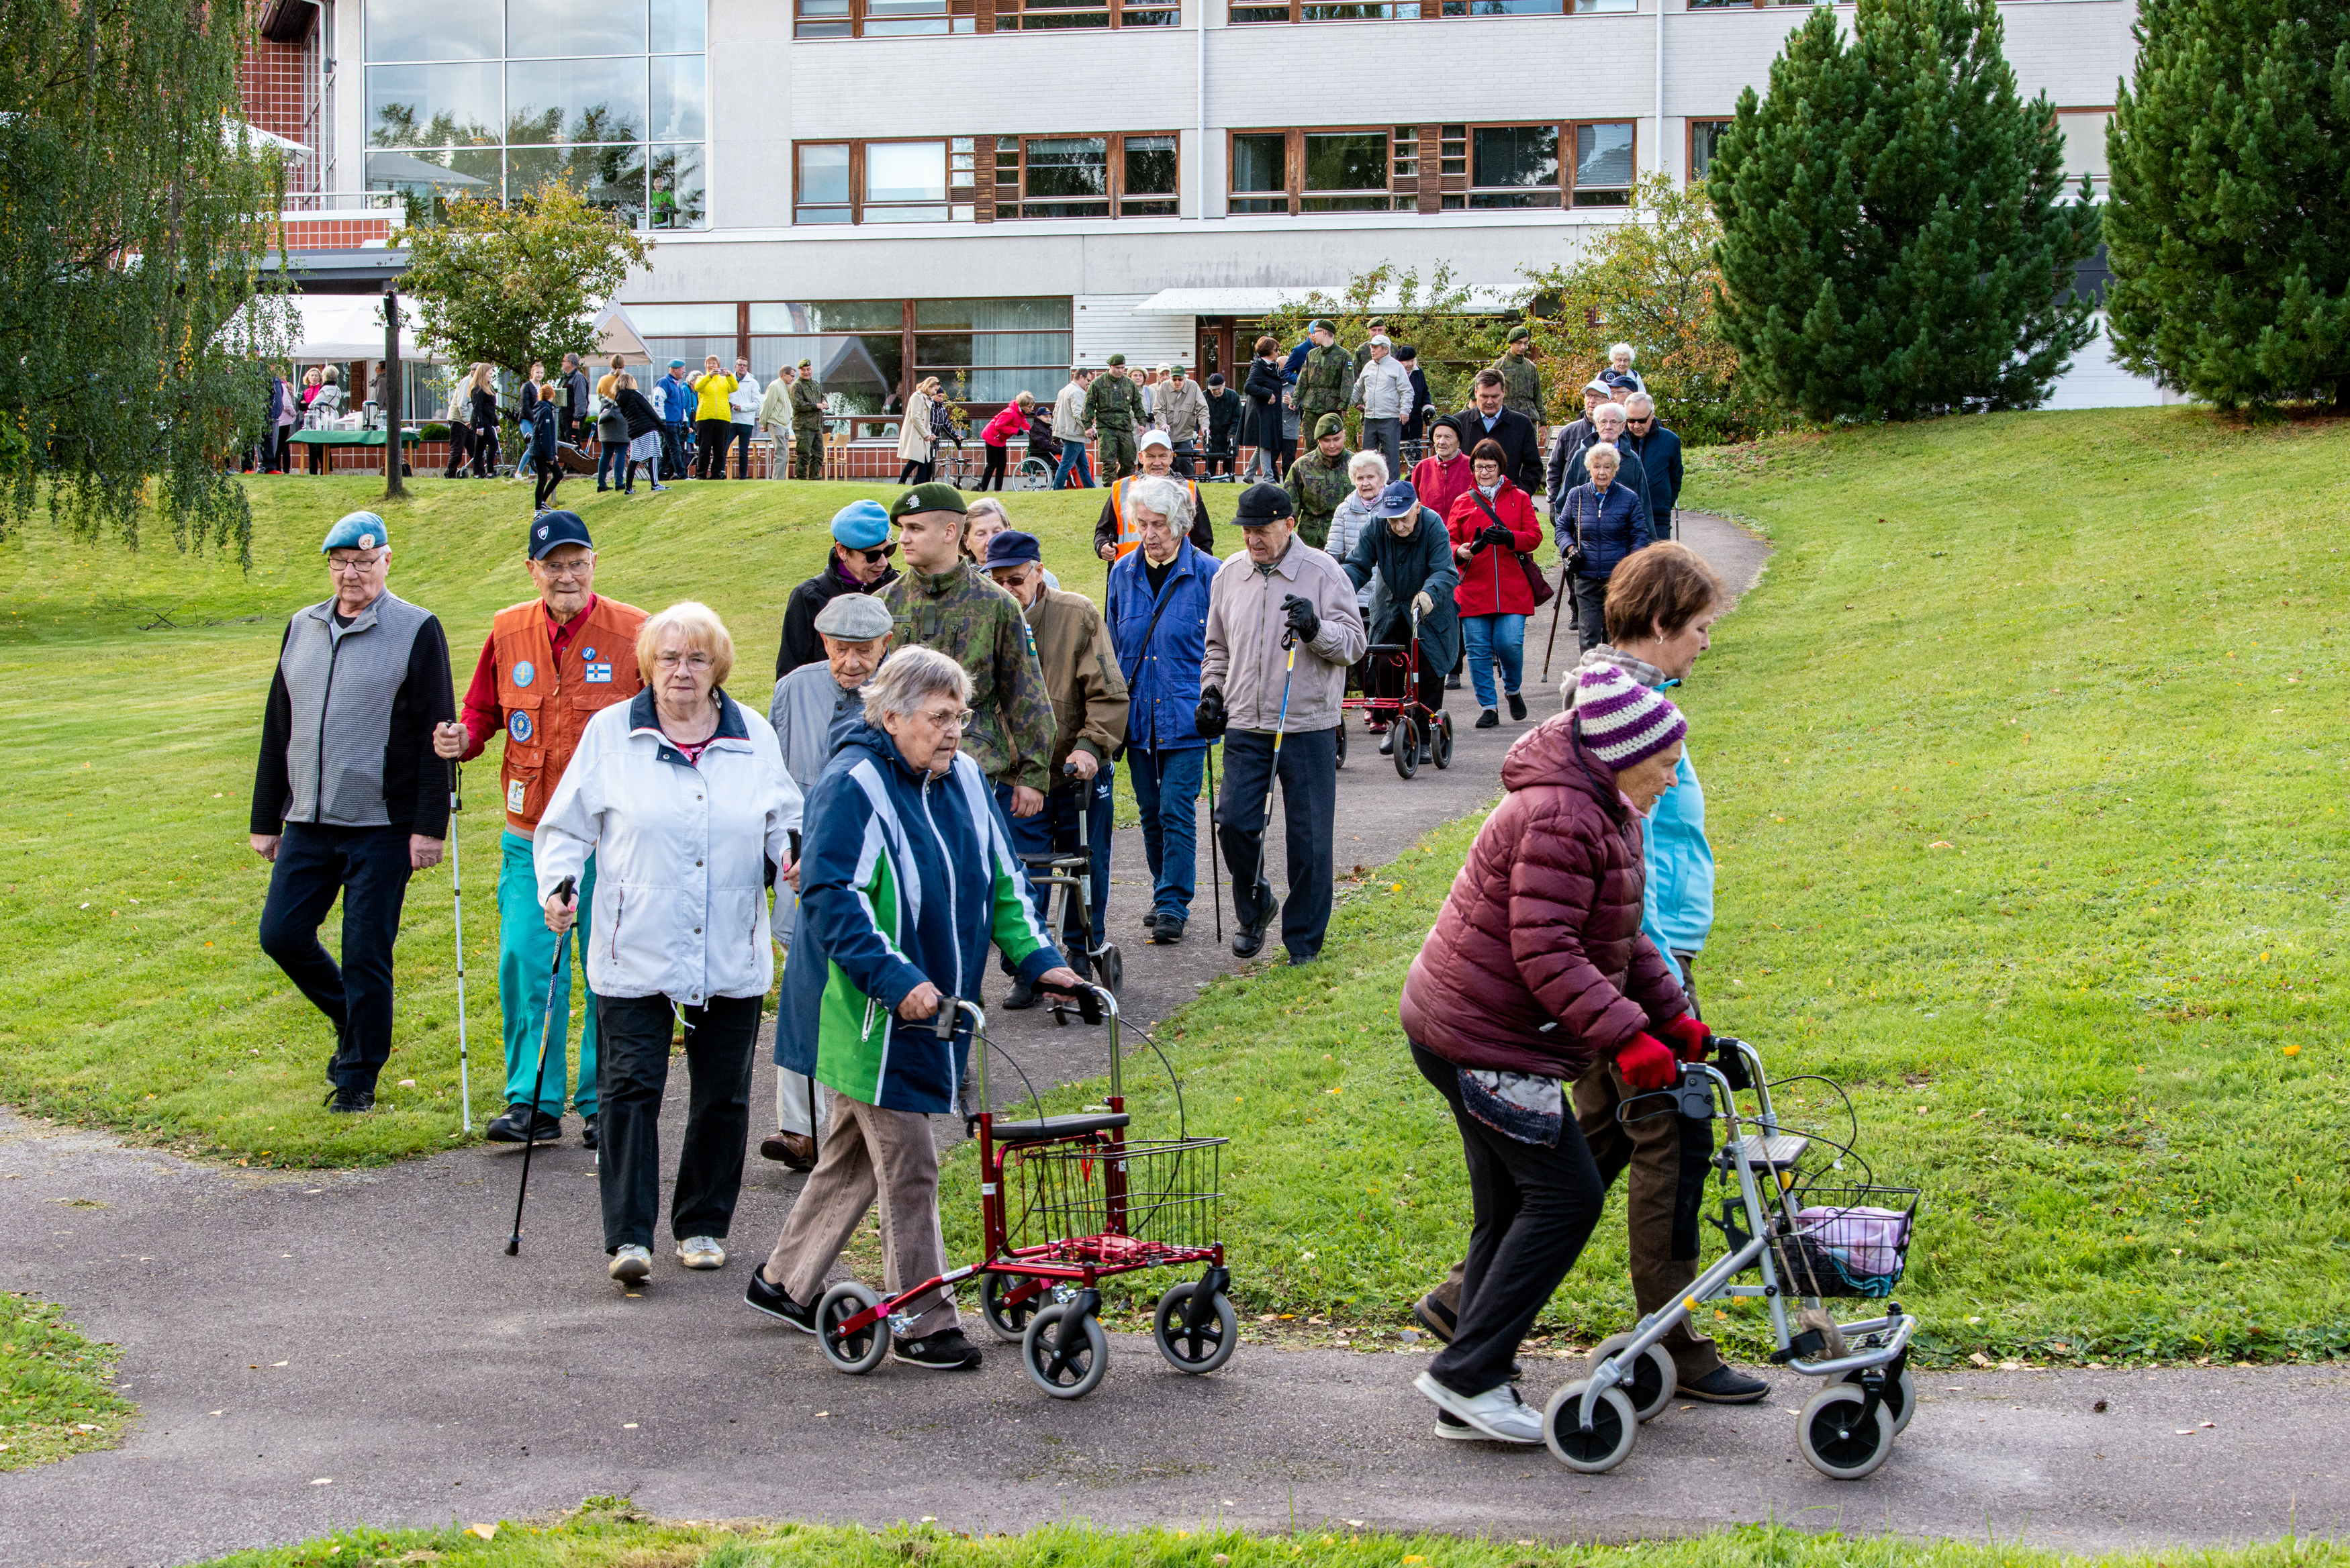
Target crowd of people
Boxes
[244,322,1726,1414]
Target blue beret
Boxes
[321,511,388,552]
[829,499,893,550]
[982,529,1042,571]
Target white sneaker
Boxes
[676,1235,726,1270]
[1413,1371,1543,1444]
[608,1244,653,1284]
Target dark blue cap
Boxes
[527,510,592,558]
[1235,483,1295,525]
[1372,479,1420,519]
[983,529,1043,570]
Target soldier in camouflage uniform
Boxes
[1081,353,1143,485]
[1294,320,1355,442]
[1282,413,1355,552]
[790,358,826,479]
[878,483,1057,807]
[1495,325,1544,432]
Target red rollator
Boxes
[810,983,1235,1400]
[1338,603,1454,779]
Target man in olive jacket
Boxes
[1293,320,1355,439]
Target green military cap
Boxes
[1309,318,1335,335]
[890,482,968,520]
[1507,325,1532,344]
[1105,352,1126,366]
[798,357,814,368]
[1314,413,1345,439]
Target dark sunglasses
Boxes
[853,543,897,562]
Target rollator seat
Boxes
[1017,850,1091,871]
[989,1110,1131,1145]
[1729,1132,1811,1171]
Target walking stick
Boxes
[449,763,473,1132]
[1538,560,1571,685]
[1246,634,1299,920]
[506,874,576,1257]
[1203,743,1222,942]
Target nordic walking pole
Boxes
[449,763,473,1133]
[506,873,576,1257]
[1248,632,1299,921]
[1203,743,1222,942]
[1538,560,1570,685]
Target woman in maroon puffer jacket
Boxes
[1397,662,1705,1445]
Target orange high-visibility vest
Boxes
[491,595,647,833]
[1109,475,1203,560]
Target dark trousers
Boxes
[1413,1040,1607,1398]
[696,418,734,479]
[442,424,473,479]
[661,423,687,479]
[304,438,328,476]
[256,822,416,1094]
[898,458,934,486]
[733,424,754,478]
[1201,446,1235,478]
[979,444,1008,490]
[594,990,758,1252]
[471,424,500,478]
[1214,726,1337,961]
[1572,573,1609,652]
[533,461,561,510]
[1370,636,1446,724]
[995,775,1110,956]
[596,438,627,489]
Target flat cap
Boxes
[812,593,894,641]
[321,511,387,552]
[889,482,968,520]
[1235,483,1295,525]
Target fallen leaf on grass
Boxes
[1969,1352,1994,1367]
[467,1524,498,1541]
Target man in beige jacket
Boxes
[1195,482,1366,965]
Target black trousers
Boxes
[898,459,933,486]
[594,991,759,1252]
[256,822,416,1094]
[471,424,500,478]
[1214,726,1337,961]
[696,418,735,479]
[1413,1040,1607,1398]
[1572,573,1609,652]
[533,462,561,510]
[1370,633,1446,723]
[978,444,1008,489]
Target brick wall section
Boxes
[277,217,396,249]
[240,37,310,146]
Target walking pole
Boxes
[449,763,473,1133]
[1203,744,1222,942]
[1247,633,1299,920]
[506,874,576,1257]
[1538,559,1570,685]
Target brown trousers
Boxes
[762,1091,959,1337]
[1431,1055,1721,1379]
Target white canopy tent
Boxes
[287,295,431,362]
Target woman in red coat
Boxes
[1398,662,1703,1446]
[1444,438,1544,729]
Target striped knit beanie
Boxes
[1572,662,1686,769]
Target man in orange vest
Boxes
[1090,431,1217,567]
[433,512,647,1148]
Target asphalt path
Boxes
[39,516,2337,1562]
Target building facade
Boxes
[250,0,2151,419]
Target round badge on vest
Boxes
[514,660,536,688]
[508,710,534,742]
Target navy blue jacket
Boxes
[1619,423,1684,530]
[528,399,559,459]
[1107,539,1213,752]
[1557,480,1653,580]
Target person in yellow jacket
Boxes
[432,511,647,1147]
[690,354,738,481]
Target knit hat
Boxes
[1571,663,1686,771]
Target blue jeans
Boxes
[498,829,598,1117]
[1461,612,1527,711]
[1053,438,1094,489]
[1127,745,1206,923]
[256,822,416,1094]
[596,439,627,489]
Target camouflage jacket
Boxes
[880,562,1057,791]
[1080,373,1142,434]
[790,377,825,422]
[1283,448,1355,552]
[1494,352,1543,424]
[1296,344,1355,419]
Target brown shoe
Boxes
[759,1130,816,1171]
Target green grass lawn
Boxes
[0,1291,132,1470]
[173,1502,2347,1568]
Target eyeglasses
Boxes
[916,707,975,730]
[536,558,594,578]
[326,554,385,575]
[655,650,714,671]
[1626,417,1652,428]
[853,544,896,563]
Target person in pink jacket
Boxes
[977,394,1033,492]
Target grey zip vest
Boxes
[276,590,434,826]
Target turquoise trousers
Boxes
[499,829,598,1116]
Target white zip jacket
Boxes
[1352,354,1414,420]
[534,688,804,1006]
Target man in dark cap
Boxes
[1283,413,1354,551]
[775,498,900,679]
[1294,320,1354,442]
[1081,354,1143,485]
[790,358,827,479]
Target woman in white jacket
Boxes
[896,377,939,486]
[537,601,804,1287]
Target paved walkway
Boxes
[35,518,2337,1564]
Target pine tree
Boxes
[2104,0,2350,411]
[1709,0,2102,422]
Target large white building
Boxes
[252,0,2153,418]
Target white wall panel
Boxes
[1073,296,1197,367]
[710,0,792,228]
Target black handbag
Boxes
[1470,489,1556,609]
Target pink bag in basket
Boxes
[1796,1205,1912,1280]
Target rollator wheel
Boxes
[1837,1365,1917,1436]
[1392,716,1419,779]
[1334,716,1348,769]
[815,1281,888,1375]
[1587,1333,1677,1423]
[1023,1303,1109,1399]
[1431,712,1454,770]
[1795,1383,1896,1479]
[1152,1283,1239,1375]
[1543,1379,1637,1473]
[1095,942,1124,999]
[980,1271,1045,1343]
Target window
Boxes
[796,0,1165,33]
[1227,128,1412,214]
[792,138,978,223]
[1687,119,1732,181]
[1436,0,1630,13]
[1572,119,1635,205]
[997,0,1177,24]
[1470,124,1559,207]
[988,133,1176,219]
[361,0,708,228]
[2054,108,2112,195]
[1231,0,1430,20]
[738,298,1074,413]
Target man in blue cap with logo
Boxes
[655,358,694,480]
[250,512,455,1114]
[775,499,901,679]
[432,511,647,1145]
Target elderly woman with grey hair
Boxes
[748,644,1084,1372]
[1325,449,1389,616]
[1556,443,1652,653]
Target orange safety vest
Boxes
[491,595,647,834]
[1109,475,1203,560]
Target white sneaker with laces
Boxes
[676,1235,726,1270]
[608,1244,653,1284]
[1413,1371,1543,1444]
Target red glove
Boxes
[1616,1034,1678,1092]
[1663,1014,1709,1063]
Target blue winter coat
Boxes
[1619,424,1685,532]
[1106,539,1213,752]
[1557,479,1652,580]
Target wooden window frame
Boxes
[796,0,1173,32]
[1566,117,1638,206]
[792,138,978,225]
[1229,1,1431,23]
[1224,126,1413,215]
[794,0,982,37]
[1686,117,1733,183]
[984,132,1182,222]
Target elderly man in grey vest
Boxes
[249,511,455,1114]
[761,591,893,1168]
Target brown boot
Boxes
[759,1130,816,1171]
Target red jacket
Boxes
[1412,452,1475,526]
[981,406,1027,447]
[1399,714,1685,1077]
[1445,480,1544,618]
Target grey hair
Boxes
[1609,342,1637,361]
[1586,442,1622,470]
[1346,449,1389,485]
[1596,401,1628,424]
[965,496,1009,527]
[1125,474,1194,535]
[861,644,972,728]
[1624,391,1656,413]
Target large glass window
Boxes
[796,144,852,224]
[1229,128,1407,214]
[1688,119,1732,181]
[1229,133,1288,213]
[362,0,708,228]
[738,298,1072,414]
[1470,124,1560,207]
[792,139,978,224]
[989,133,1176,219]
[1573,119,1636,205]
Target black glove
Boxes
[1483,523,1515,550]
[1193,684,1227,739]
[1282,593,1321,644]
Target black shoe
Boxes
[1149,915,1185,945]
[1378,729,1396,755]
[1507,691,1527,722]
[485,1104,562,1143]
[1231,917,1270,959]
[1679,1364,1771,1404]
[893,1327,984,1370]
[743,1268,818,1333]
[1444,673,1461,690]
[322,1087,374,1114]
[1002,975,1040,1010]
[1474,709,1500,729]
[580,1115,598,1150]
